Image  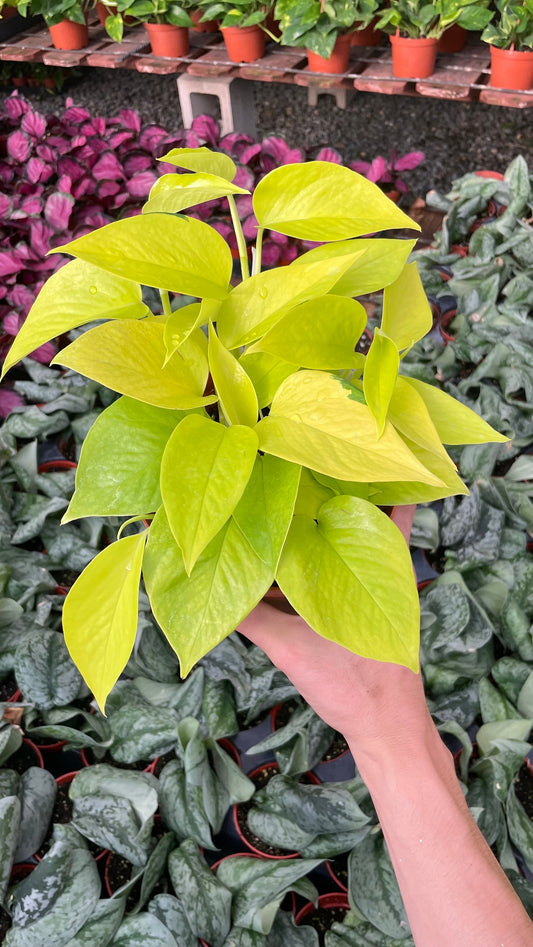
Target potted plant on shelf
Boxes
[275,0,358,73]
[110,0,194,53]
[19,0,92,49]
[481,0,533,90]
[375,0,494,79]
[196,0,272,61]
[2,148,507,715]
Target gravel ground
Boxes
[25,63,533,202]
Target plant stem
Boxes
[160,289,172,317]
[252,227,264,276]
[227,195,249,281]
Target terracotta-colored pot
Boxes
[389,32,438,79]
[96,1,111,27]
[307,31,351,73]
[191,9,218,32]
[489,44,533,91]
[350,19,383,46]
[437,24,466,53]
[144,22,189,57]
[262,585,297,614]
[295,891,350,927]
[48,18,89,50]
[221,24,266,63]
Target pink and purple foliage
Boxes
[0,93,424,416]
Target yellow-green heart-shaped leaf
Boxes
[253,163,420,240]
[208,324,258,427]
[144,172,249,215]
[163,303,203,364]
[246,295,367,370]
[293,238,417,297]
[161,415,258,574]
[293,468,335,518]
[404,377,509,445]
[369,434,468,505]
[217,249,367,349]
[256,370,444,485]
[143,507,273,676]
[50,214,232,300]
[63,531,147,714]
[312,471,370,500]
[388,377,452,458]
[53,318,216,411]
[277,496,419,671]
[1,258,148,379]
[63,397,192,523]
[233,454,301,570]
[382,261,432,351]
[238,351,298,409]
[158,146,237,182]
[363,328,399,437]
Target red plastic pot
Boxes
[489,45,533,91]
[221,24,266,63]
[144,22,189,57]
[295,891,350,928]
[437,24,466,53]
[38,459,77,474]
[10,739,44,772]
[262,586,297,614]
[307,31,351,74]
[191,9,218,32]
[48,18,89,50]
[350,20,382,46]
[389,32,438,79]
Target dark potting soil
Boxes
[37,780,106,861]
[106,852,169,911]
[298,905,349,946]
[0,906,11,941]
[151,751,176,779]
[514,763,533,819]
[0,676,19,701]
[327,853,349,890]
[321,732,349,763]
[8,742,41,775]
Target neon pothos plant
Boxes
[2,151,506,713]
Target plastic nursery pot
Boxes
[489,45,533,91]
[307,32,351,74]
[144,22,189,58]
[350,20,383,46]
[294,892,350,939]
[38,459,77,474]
[389,32,438,79]
[48,18,89,50]
[262,585,297,614]
[437,24,466,53]
[9,739,44,774]
[221,24,266,63]
[190,9,218,32]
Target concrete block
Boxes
[177,72,257,137]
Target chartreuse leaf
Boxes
[208,324,258,427]
[144,172,249,215]
[216,249,368,349]
[161,415,258,574]
[163,303,202,363]
[363,329,399,437]
[239,351,298,409]
[159,146,237,181]
[403,377,508,445]
[233,454,301,570]
[246,295,366,370]
[277,497,419,671]
[63,398,190,523]
[369,434,468,506]
[253,162,419,239]
[294,468,336,518]
[53,318,216,411]
[50,215,232,300]
[382,261,432,351]
[63,532,147,713]
[256,371,444,486]
[388,377,453,459]
[293,237,417,297]
[143,507,273,676]
[1,258,148,379]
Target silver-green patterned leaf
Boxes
[14,630,84,710]
[148,894,197,947]
[62,898,126,947]
[0,794,21,904]
[14,767,57,863]
[348,834,410,940]
[110,913,178,946]
[167,839,232,947]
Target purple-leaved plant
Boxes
[350,149,425,194]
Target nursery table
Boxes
[1,17,532,135]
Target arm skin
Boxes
[238,506,533,947]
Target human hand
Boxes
[238,505,431,759]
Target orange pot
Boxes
[144,22,189,57]
[190,9,218,32]
[307,31,351,74]
[389,32,438,78]
[48,18,89,50]
[221,24,266,62]
[490,44,533,91]
[437,24,466,53]
[350,19,383,46]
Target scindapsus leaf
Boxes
[160,414,258,574]
[63,532,147,713]
[277,496,420,671]
[253,162,419,240]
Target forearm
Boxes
[350,717,533,947]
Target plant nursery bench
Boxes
[1,16,532,137]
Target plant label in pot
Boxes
[1,148,507,714]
